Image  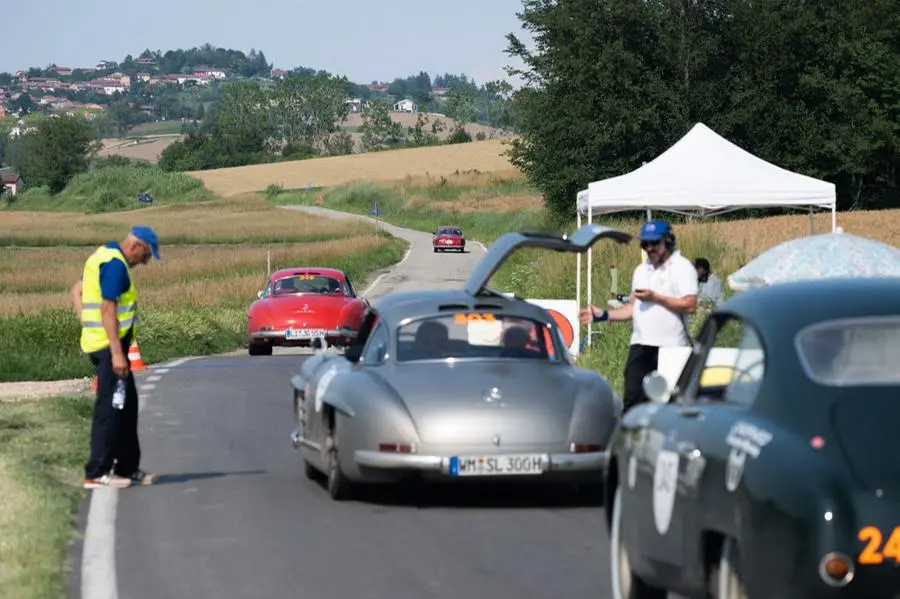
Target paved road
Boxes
[75,207,618,599]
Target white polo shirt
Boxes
[630,250,699,347]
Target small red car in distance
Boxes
[433,225,465,252]
[246,268,368,356]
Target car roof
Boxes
[437,225,461,230]
[370,289,552,326]
[719,277,900,340]
[270,267,345,279]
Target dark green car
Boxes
[603,277,900,598]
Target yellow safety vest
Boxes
[79,245,139,354]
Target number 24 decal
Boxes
[858,526,900,564]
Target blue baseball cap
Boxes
[639,220,671,242]
[131,225,160,260]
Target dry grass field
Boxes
[0,194,406,318]
[191,138,516,196]
[97,134,181,163]
[0,237,388,317]
[0,195,372,245]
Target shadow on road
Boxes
[312,476,606,509]
[152,469,266,485]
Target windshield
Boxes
[795,316,900,386]
[437,228,461,236]
[396,313,560,362]
[272,274,342,296]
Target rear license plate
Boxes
[449,455,544,476]
[285,328,328,340]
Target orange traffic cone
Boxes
[128,340,146,371]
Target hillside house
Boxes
[344,98,368,113]
[391,98,417,113]
[1,173,23,196]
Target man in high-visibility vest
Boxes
[70,226,161,489]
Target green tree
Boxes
[21,115,99,193]
[359,99,403,151]
[273,73,352,153]
[209,80,273,157]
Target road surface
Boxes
[71,206,617,599]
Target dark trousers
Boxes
[85,338,141,479]
[623,344,660,413]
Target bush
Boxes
[0,307,247,382]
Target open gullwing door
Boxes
[463,224,633,296]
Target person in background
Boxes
[70,226,161,489]
[694,258,725,305]
[579,220,698,412]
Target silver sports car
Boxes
[289,224,632,500]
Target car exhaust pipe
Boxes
[290,429,302,449]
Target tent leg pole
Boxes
[576,212,582,326]
[587,210,593,349]
[809,206,815,235]
[832,203,837,232]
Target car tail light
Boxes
[570,443,601,453]
[379,443,415,453]
[818,552,854,587]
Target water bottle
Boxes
[112,379,125,410]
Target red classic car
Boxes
[246,268,368,356]
[433,225,466,252]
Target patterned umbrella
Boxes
[727,230,900,291]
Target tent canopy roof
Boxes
[577,123,836,217]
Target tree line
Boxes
[505,0,900,219]
[157,74,517,171]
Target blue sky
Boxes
[0,0,530,85]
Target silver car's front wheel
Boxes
[610,485,667,599]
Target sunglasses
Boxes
[640,239,663,249]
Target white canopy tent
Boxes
[574,122,837,347]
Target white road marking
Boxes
[157,357,197,369]
[81,488,119,599]
[476,241,488,254]
[361,245,413,298]
[146,375,161,382]
[82,354,184,598]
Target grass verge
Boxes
[2,165,213,213]
[0,394,92,599]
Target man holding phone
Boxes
[579,220,698,412]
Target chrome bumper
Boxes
[353,450,608,474]
[250,327,357,341]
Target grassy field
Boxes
[0,394,92,599]
[190,138,516,196]
[3,165,213,213]
[96,135,181,163]
[0,193,406,382]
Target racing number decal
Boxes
[453,313,497,325]
[858,526,900,564]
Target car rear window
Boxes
[795,317,900,386]
[272,274,341,295]
[438,228,461,236]
[396,313,560,362]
